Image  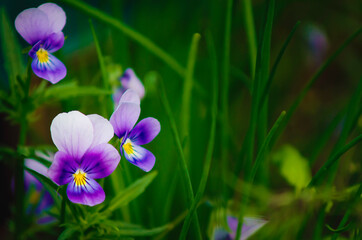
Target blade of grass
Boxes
[159,78,201,240]
[230,66,251,92]
[331,184,362,240]
[257,21,301,110]
[89,19,113,117]
[179,32,218,240]
[236,0,275,186]
[241,0,257,78]
[59,0,185,77]
[180,33,201,163]
[235,110,286,239]
[308,134,362,187]
[221,0,233,200]
[269,27,362,148]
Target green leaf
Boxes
[41,81,112,103]
[272,145,311,190]
[25,166,60,200]
[106,171,158,212]
[0,8,25,93]
[58,227,77,240]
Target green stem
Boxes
[59,0,185,77]
[159,78,201,240]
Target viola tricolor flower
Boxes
[24,158,55,224]
[214,216,267,240]
[48,111,120,206]
[110,90,160,172]
[15,3,67,84]
[112,68,145,104]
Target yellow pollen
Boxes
[123,139,134,155]
[36,48,49,64]
[73,170,87,186]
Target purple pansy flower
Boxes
[214,216,267,240]
[15,3,67,84]
[112,68,145,104]
[110,90,160,172]
[24,157,55,224]
[48,111,120,206]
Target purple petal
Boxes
[38,3,66,33]
[214,229,232,240]
[51,111,94,161]
[122,142,155,172]
[31,51,66,84]
[67,177,105,206]
[129,117,160,145]
[15,8,51,45]
[25,159,49,177]
[48,151,77,186]
[87,114,114,148]
[81,143,120,179]
[43,32,64,53]
[120,68,145,99]
[110,102,140,138]
[118,89,141,105]
[227,216,267,240]
[112,87,125,107]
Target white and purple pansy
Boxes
[214,216,267,240]
[110,90,160,172]
[15,3,67,84]
[112,68,145,105]
[48,111,120,206]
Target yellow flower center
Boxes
[123,139,134,155]
[36,48,49,64]
[73,170,87,186]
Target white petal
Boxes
[87,114,114,148]
[50,111,93,160]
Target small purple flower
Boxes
[24,157,55,224]
[214,216,267,240]
[48,111,120,206]
[113,68,145,104]
[15,3,67,84]
[110,90,160,172]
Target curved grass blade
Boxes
[269,27,362,148]
[159,78,201,239]
[308,134,362,187]
[180,33,201,162]
[179,32,218,240]
[58,0,185,77]
[235,110,286,240]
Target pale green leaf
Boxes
[272,145,312,191]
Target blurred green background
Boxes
[0,0,361,239]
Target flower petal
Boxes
[67,177,105,206]
[87,114,114,148]
[31,52,66,84]
[110,102,140,138]
[25,159,49,177]
[120,68,145,99]
[38,3,66,33]
[119,89,141,105]
[48,151,77,185]
[15,8,51,45]
[129,117,160,145]
[43,32,64,53]
[50,111,93,161]
[228,216,267,240]
[123,143,155,172]
[81,143,120,179]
